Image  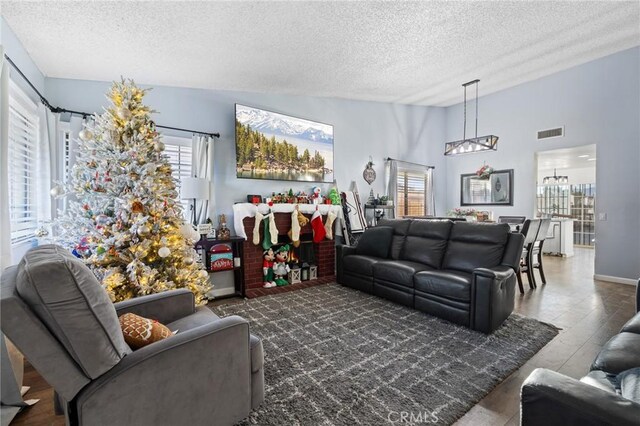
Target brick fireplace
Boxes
[241,212,336,298]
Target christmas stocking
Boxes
[268,213,278,245]
[288,210,301,247]
[262,215,272,250]
[324,211,337,240]
[253,211,264,245]
[311,210,326,243]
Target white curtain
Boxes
[0,48,12,269]
[36,104,58,224]
[385,159,398,206]
[425,167,436,216]
[191,135,214,224]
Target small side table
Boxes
[364,204,395,226]
[196,236,245,299]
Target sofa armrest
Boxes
[74,315,252,425]
[114,289,196,324]
[522,368,640,426]
[471,266,516,333]
[336,244,357,284]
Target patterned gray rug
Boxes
[213,284,558,425]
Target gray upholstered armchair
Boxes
[0,245,264,425]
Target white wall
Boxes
[45,78,448,231]
[444,47,640,280]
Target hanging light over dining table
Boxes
[444,79,499,156]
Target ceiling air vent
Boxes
[537,126,564,140]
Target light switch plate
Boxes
[598,213,607,221]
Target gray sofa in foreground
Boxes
[0,245,263,425]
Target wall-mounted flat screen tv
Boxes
[235,104,334,183]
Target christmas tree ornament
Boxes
[131,201,144,214]
[158,246,171,258]
[145,163,157,174]
[153,141,165,152]
[129,172,140,181]
[137,225,151,237]
[34,226,49,238]
[79,127,93,142]
[50,184,64,197]
[183,257,194,265]
[116,106,132,120]
[95,214,110,226]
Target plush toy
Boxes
[328,187,341,205]
[310,186,322,204]
[288,210,310,247]
[273,245,291,286]
[262,248,276,288]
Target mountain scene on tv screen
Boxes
[236,105,334,182]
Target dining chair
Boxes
[517,219,541,293]
[498,216,527,232]
[531,218,552,285]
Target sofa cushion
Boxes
[442,222,510,273]
[621,312,640,334]
[166,306,220,332]
[619,367,640,403]
[15,245,131,379]
[119,312,173,350]
[377,219,411,260]
[343,255,382,276]
[414,270,472,302]
[355,226,394,259]
[591,332,640,374]
[401,220,452,268]
[580,370,617,393]
[373,260,433,288]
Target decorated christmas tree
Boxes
[55,79,211,305]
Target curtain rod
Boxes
[3,54,220,139]
[385,157,435,169]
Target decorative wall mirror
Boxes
[460,169,513,206]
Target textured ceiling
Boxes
[2,1,639,106]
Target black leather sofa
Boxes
[336,219,524,333]
[521,279,640,425]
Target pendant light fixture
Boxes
[444,79,498,156]
[542,168,569,185]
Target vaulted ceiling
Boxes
[2,1,639,106]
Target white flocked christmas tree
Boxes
[55,79,211,305]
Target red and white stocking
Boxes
[311,210,326,243]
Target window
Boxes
[395,167,434,217]
[8,84,39,245]
[162,135,193,214]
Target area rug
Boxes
[213,284,558,425]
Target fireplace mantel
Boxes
[232,203,344,240]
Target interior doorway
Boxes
[535,145,596,261]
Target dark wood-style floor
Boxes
[11,249,636,426]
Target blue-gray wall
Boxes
[45,78,448,230]
[444,46,640,281]
[1,18,45,101]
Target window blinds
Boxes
[396,169,427,216]
[8,102,39,244]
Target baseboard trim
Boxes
[594,274,637,286]
[210,287,236,298]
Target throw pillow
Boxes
[119,313,173,350]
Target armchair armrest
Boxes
[471,266,517,333]
[114,289,196,324]
[74,315,252,426]
[522,368,640,426]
